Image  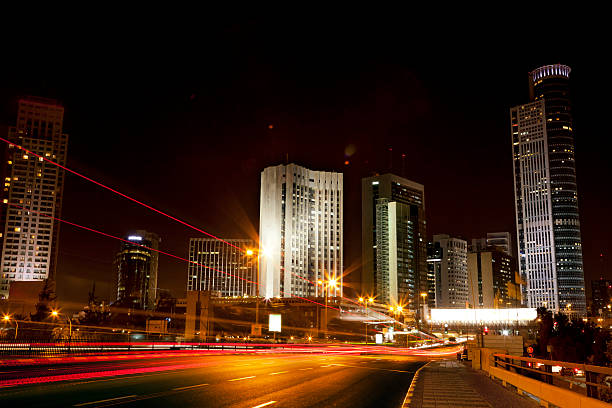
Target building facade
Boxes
[511,64,586,315]
[432,234,468,308]
[259,164,343,299]
[362,174,427,313]
[467,246,518,309]
[591,279,612,318]
[374,198,420,305]
[426,241,442,308]
[471,232,512,256]
[115,230,160,310]
[0,97,68,299]
[187,238,256,297]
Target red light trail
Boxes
[0,136,244,252]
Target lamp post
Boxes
[246,248,266,338]
[318,278,338,340]
[420,293,428,332]
[359,297,374,344]
[2,315,18,340]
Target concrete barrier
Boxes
[470,346,612,407]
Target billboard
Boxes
[428,308,537,324]
[269,314,281,332]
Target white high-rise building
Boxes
[511,65,586,316]
[259,164,343,299]
[432,234,468,308]
[511,100,558,311]
[0,97,68,299]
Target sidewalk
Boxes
[405,360,539,408]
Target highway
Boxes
[0,350,439,407]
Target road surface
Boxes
[0,351,432,407]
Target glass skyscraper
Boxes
[115,230,160,310]
[511,64,586,316]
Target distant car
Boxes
[560,367,575,377]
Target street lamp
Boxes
[359,296,374,344]
[420,293,428,331]
[51,310,72,340]
[246,248,267,338]
[2,315,18,340]
[318,278,339,340]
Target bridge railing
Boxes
[492,353,612,403]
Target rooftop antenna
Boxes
[388,147,393,171]
[401,153,406,176]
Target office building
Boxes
[472,232,512,257]
[432,234,468,308]
[187,238,256,297]
[511,64,586,315]
[115,230,160,310]
[426,241,442,308]
[259,164,343,298]
[362,174,427,313]
[467,246,519,308]
[0,97,68,299]
[591,279,612,318]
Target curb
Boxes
[402,361,431,407]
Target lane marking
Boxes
[269,371,288,375]
[74,395,137,406]
[172,383,209,391]
[228,376,256,382]
[298,368,313,371]
[252,401,277,408]
[320,364,333,367]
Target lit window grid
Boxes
[187,238,256,297]
[259,164,343,299]
[0,100,67,299]
[511,100,558,310]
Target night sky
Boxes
[1,21,609,309]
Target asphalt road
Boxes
[0,352,429,407]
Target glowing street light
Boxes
[245,249,254,256]
[51,310,72,340]
[359,296,375,344]
[2,315,18,340]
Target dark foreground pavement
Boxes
[0,352,427,407]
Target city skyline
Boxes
[0,33,608,308]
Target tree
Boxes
[30,279,56,322]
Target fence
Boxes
[492,353,612,404]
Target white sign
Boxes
[375,333,383,344]
[269,314,281,332]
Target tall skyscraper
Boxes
[362,174,426,313]
[0,97,68,299]
[115,231,160,310]
[432,234,468,308]
[259,164,343,299]
[187,238,256,297]
[511,64,586,315]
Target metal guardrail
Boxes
[492,353,612,402]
